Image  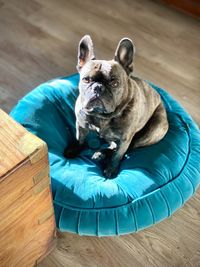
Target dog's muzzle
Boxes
[83,83,106,113]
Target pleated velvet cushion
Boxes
[10,74,200,236]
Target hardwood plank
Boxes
[189,249,200,267]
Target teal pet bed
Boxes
[10,74,200,236]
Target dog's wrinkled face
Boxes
[79,60,126,114]
[77,35,135,115]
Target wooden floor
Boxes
[0,0,199,266]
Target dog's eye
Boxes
[109,79,119,88]
[82,77,91,83]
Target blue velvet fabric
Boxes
[10,74,200,236]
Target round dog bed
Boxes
[10,74,200,236]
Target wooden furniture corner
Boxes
[0,108,56,267]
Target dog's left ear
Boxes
[114,38,135,75]
[77,35,96,72]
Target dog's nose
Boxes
[93,84,104,95]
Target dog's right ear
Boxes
[77,35,96,72]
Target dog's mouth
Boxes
[83,95,106,114]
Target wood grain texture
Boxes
[0,109,56,267]
[0,0,199,266]
[0,109,47,177]
[186,249,200,267]
[0,109,28,177]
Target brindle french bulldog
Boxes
[71,35,169,178]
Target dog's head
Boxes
[77,35,135,115]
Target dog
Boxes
[71,35,168,178]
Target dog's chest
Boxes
[87,116,121,141]
[87,116,105,133]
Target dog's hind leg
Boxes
[131,103,169,149]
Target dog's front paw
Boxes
[64,142,84,159]
[103,165,118,179]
